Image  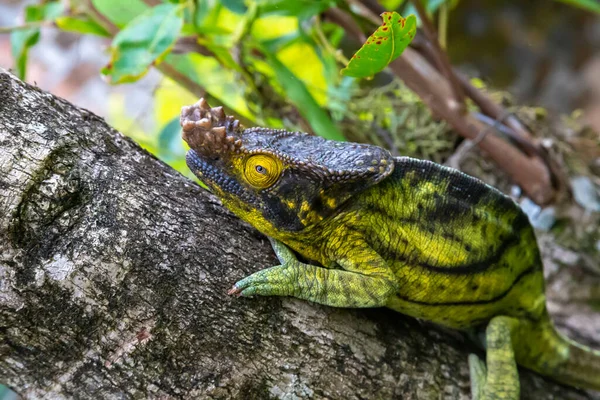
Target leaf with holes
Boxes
[341,12,416,78]
[101,3,183,84]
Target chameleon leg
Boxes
[228,238,397,308]
[468,316,520,400]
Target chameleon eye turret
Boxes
[243,154,282,189]
[182,99,600,399]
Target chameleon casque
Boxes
[181,98,600,399]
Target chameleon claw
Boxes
[227,286,242,296]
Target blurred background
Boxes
[0,0,599,398]
[1,0,599,175]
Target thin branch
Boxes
[328,6,555,204]
[0,21,49,34]
[314,15,350,66]
[389,49,553,203]
[346,0,382,25]
[438,2,448,49]
[156,63,205,99]
[83,0,119,36]
[409,0,466,109]
[323,8,367,43]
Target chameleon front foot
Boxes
[228,238,301,298]
[228,263,300,298]
[228,237,396,308]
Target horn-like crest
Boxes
[181,98,244,155]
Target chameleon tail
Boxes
[516,314,600,391]
[551,333,600,391]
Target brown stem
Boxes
[408,0,466,110]
[84,0,119,35]
[389,49,553,203]
[329,6,555,203]
[156,64,205,98]
[323,8,367,43]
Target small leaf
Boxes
[221,0,247,14]
[341,12,416,78]
[91,0,149,27]
[257,0,333,20]
[10,28,40,80]
[55,16,111,37]
[158,116,183,153]
[10,2,64,80]
[102,3,184,83]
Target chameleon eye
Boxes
[244,154,282,189]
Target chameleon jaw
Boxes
[185,149,256,205]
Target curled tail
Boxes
[515,314,600,391]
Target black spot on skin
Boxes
[264,196,304,232]
[311,195,325,215]
[465,244,472,252]
[471,284,479,291]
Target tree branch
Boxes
[0,69,594,399]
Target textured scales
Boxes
[181,99,600,398]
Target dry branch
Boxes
[0,69,594,399]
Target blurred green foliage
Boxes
[8,0,600,181]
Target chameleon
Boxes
[180,98,600,399]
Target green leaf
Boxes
[341,12,416,78]
[102,3,184,83]
[554,0,600,13]
[266,52,345,141]
[91,0,149,27]
[158,116,182,154]
[221,0,247,14]
[10,2,64,80]
[55,16,111,37]
[257,0,333,20]
[193,0,221,33]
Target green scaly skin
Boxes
[181,99,600,398]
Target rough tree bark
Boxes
[0,68,596,399]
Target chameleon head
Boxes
[181,99,395,234]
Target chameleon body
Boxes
[181,99,600,398]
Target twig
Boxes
[314,15,350,66]
[445,120,495,170]
[83,0,119,36]
[409,0,465,110]
[328,5,555,204]
[156,63,205,99]
[346,0,383,25]
[0,21,49,34]
[323,8,366,43]
[438,2,448,49]
[390,49,553,203]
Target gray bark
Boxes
[0,67,597,400]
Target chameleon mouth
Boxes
[186,149,256,204]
